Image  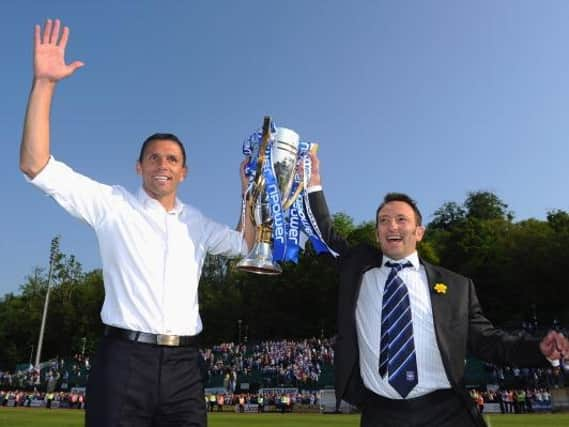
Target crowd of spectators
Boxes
[0,352,90,392]
[480,324,569,391]
[1,389,85,409]
[202,338,335,390]
[0,338,335,394]
[470,387,553,414]
[205,390,319,413]
[485,363,568,390]
[0,332,567,415]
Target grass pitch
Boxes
[1,408,569,426]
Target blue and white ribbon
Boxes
[242,123,337,264]
[296,144,338,258]
[263,140,287,261]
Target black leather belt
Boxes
[104,325,199,347]
[367,389,456,410]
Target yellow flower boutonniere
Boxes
[433,283,448,295]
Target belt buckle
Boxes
[157,334,180,346]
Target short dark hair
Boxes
[138,133,187,167]
[376,192,423,228]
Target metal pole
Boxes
[34,236,60,369]
[238,319,242,345]
[29,344,34,367]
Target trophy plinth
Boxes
[236,226,282,275]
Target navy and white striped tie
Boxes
[378,261,418,398]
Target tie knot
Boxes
[385,261,412,272]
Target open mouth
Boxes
[152,175,171,183]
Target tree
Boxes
[547,209,569,232]
[464,191,513,221]
[199,255,244,344]
[331,212,355,238]
[2,195,567,370]
[347,221,376,247]
[0,246,101,369]
[429,202,466,231]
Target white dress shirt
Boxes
[29,157,247,336]
[356,251,451,399]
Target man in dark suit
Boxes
[306,153,569,427]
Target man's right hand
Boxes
[20,19,84,178]
[34,19,84,82]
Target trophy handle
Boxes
[281,182,304,211]
[251,175,265,203]
[245,193,255,224]
[246,117,270,223]
[280,142,317,210]
[252,116,272,191]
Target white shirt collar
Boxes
[382,251,420,270]
[137,187,184,215]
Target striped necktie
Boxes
[378,260,418,398]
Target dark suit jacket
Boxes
[309,191,548,426]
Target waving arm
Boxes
[20,19,84,178]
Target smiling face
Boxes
[136,139,187,210]
[376,200,425,260]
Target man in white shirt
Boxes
[306,151,569,427]
[20,19,254,427]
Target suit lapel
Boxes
[423,261,450,322]
[422,261,455,382]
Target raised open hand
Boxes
[34,19,84,82]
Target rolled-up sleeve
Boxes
[203,218,248,257]
[27,156,113,229]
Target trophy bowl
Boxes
[237,118,302,275]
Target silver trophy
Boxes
[237,116,304,275]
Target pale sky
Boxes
[3,1,569,295]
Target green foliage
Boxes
[347,221,376,247]
[198,255,244,344]
[417,240,439,265]
[430,201,466,231]
[331,212,356,238]
[0,249,104,370]
[547,209,569,232]
[2,190,568,369]
[464,191,513,221]
[424,191,568,326]
[197,213,372,345]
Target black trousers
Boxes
[86,335,207,427]
[361,390,482,427]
